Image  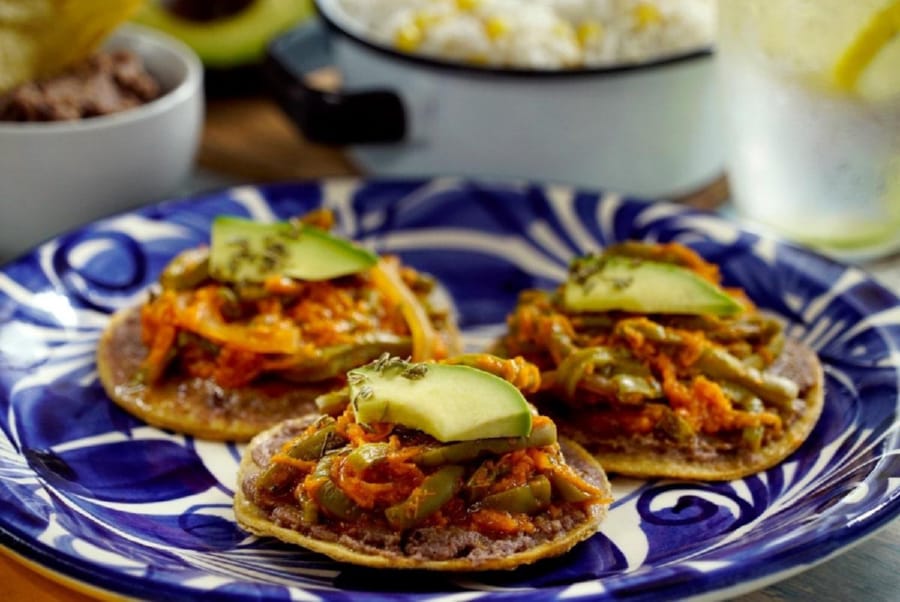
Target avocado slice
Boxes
[349,358,533,442]
[563,256,743,316]
[208,215,377,283]
[134,0,313,68]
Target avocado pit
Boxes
[162,0,254,22]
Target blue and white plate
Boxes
[1,178,898,601]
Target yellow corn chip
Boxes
[0,0,145,92]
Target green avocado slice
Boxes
[563,255,743,316]
[134,0,313,67]
[208,215,377,283]
[349,358,533,442]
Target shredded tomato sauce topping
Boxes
[139,256,448,388]
[502,242,791,447]
[257,403,609,536]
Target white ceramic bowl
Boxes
[267,0,722,200]
[0,24,204,260]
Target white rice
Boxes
[333,0,715,69]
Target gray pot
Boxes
[268,0,722,198]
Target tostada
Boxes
[234,354,612,570]
[97,211,460,441]
[495,241,824,480]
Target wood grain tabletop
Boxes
[1,95,897,602]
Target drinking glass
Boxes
[717,0,900,260]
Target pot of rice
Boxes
[268,0,720,198]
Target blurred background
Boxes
[0,3,898,599]
[129,0,726,201]
[134,0,315,96]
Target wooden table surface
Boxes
[1,96,897,602]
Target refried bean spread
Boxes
[0,50,160,122]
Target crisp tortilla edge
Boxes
[95,307,197,437]
[96,307,327,441]
[557,344,826,481]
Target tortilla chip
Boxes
[0,0,144,92]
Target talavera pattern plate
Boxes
[0,179,898,601]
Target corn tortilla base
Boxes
[97,307,362,441]
[233,417,611,571]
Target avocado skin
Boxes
[134,0,313,69]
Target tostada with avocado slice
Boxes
[97,210,460,441]
[494,241,824,481]
[234,353,612,571]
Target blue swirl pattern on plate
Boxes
[0,178,898,601]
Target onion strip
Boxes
[370,257,438,361]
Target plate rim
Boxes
[1,176,898,601]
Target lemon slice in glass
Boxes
[832,0,900,99]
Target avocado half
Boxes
[134,0,313,68]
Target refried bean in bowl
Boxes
[0,25,204,261]
[0,50,161,122]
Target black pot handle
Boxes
[266,20,407,145]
